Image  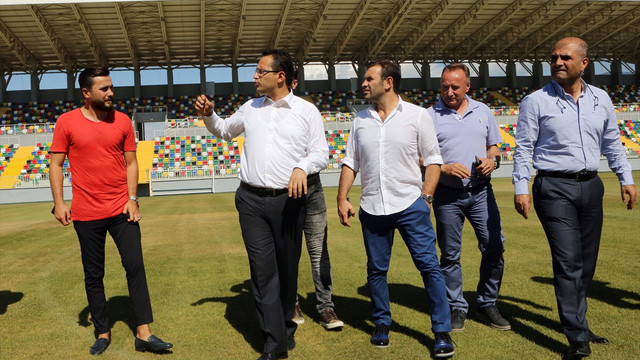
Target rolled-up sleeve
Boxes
[341,119,359,172]
[418,108,443,167]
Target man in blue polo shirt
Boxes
[427,63,510,332]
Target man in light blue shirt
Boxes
[428,63,510,333]
[513,37,636,360]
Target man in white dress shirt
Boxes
[337,60,454,358]
[195,49,328,360]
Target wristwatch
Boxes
[129,196,139,203]
[421,193,434,204]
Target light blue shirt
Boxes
[428,96,503,188]
[513,80,634,195]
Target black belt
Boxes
[240,173,321,197]
[240,182,288,197]
[440,181,488,193]
[307,173,320,186]
[537,170,598,182]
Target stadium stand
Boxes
[326,129,349,170]
[2,85,639,125]
[150,135,242,178]
[619,119,640,156]
[2,86,640,191]
[0,144,18,176]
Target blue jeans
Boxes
[359,197,451,333]
[300,180,334,313]
[433,183,505,312]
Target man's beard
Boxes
[94,100,114,112]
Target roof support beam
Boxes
[268,0,292,50]
[357,0,417,63]
[461,0,526,59]
[114,2,138,68]
[326,0,371,63]
[297,0,331,62]
[395,0,451,62]
[232,0,247,65]
[577,1,625,39]
[157,2,172,68]
[586,8,640,55]
[520,2,595,58]
[200,0,206,67]
[71,4,107,66]
[494,1,561,60]
[0,19,41,72]
[423,0,489,59]
[28,5,74,70]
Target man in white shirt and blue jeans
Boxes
[195,49,328,360]
[337,60,454,358]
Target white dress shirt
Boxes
[342,96,443,215]
[203,91,328,189]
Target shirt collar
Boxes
[260,90,294,108]
[551,79,588,100]
[367,94,404,119]
[433,95,475,114]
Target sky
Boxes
[4,60,631,91]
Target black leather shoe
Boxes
[563,341,591,360]
[89,337,110,356]
[589,331,609,345]
[287,337,296,351]
[257,352,288,360]
[135,335,173,352]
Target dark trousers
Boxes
[235,186,305,353]
[73,213,153,335]
[532,175,604,342]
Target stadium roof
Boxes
[1,0,639,75]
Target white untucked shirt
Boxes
[342,97,443,215]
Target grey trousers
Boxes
[298,180,335,313]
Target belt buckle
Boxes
[270,188,276,196]
[575,170,588,181]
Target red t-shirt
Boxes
[51,108,137,221]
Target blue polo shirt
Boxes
[427,96,502,189]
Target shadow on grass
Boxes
[0,290,24,315]
[352,282,568,356]
[191,279,262,353]
[343,284,437,353]
[78,295,139,337]
[531,276,640,309]
[487,293,566,355]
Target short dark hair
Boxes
[262,49,295,88]
[78,67,110,91]
[367,60,401,93]
[442,63,471,83]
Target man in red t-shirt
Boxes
[50,67,172,356]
